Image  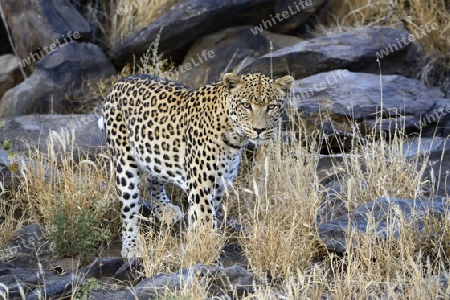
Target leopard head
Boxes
[224,73,294,144]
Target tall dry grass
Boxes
[230,118,449,298]
[330,129,430,210]
[0,128,119,257]
[232,132,326,281]
[129,110,444,299]
[1,109,449,298]
[104,0,179,50]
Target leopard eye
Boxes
[267,104,278,111]
[241,102,252,110]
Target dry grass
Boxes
[233,133,326,281]
[103,0,179,50]
[1,108,450,298]
[322,207,450,299]
[139,224,226,278]
[317,0,450,83]
[0,128,120,257]
[231,122,449,299]
[330,129,429,210]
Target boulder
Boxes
[0,54,24,99]
[126,263,254,299]
[2,223,47,260]
[0,114,105,158]
[112,0,280,68]
[177,26,302,87]
[317,197,447,254]
[0,42,114,117]
[1,0,90,66]
[402,136,450,196]
[418,97,450,137]
[241,26,421,79]
[78,257,125,278]
[403,136,450,160]
[286,70,445,137]
[0,256,128,299]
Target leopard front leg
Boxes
[187,171,226,231]
[113,154,142,259]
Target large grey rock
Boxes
[2,223,47,261]
[177,26,302,87]
[0,256,127,300]
[112,0,296,68]
[418,97,450,137]
[241,27,420,79]
[286,70,445,136]
[401,136,450,196]
[126,263,254,299]
[0,114,105,158]
[0,0,90,64]
[318,197,447,254]
[0,42,114,117]
[403,136,450,160]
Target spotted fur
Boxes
[103,73,294,259]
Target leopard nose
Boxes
[253,127,266,135]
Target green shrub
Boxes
[74,277,100,300]
[50,198,110,264]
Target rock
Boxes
[241,27,421,79]
[0,54,24,99]
[27,275,75,300]
[0,114,105,158]
[126,263,254,299]
[1,0,90,65]
[318,197,447,254]
[79,257,125,278]
[401,136,450,196]
[0,42,114,117]
[416,97,450,137]
[2,223,47,261]
[286,70,445,137]
[220,243,248,268]
[421,273,450,298]
[217,264,253,298]
[177,26,302,87]
[315,164,348,227]
[0,254,128,299]
[112,0,278,68]
[0,162,12,193]
[0,223,72,299]
[112,260,143,282]
[0,264,39,299]
[403,136,450,160]
[315,197,348,227]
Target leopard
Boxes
[103,72,294,259]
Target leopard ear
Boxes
[275,75,294,96]
[223,73,243,91]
